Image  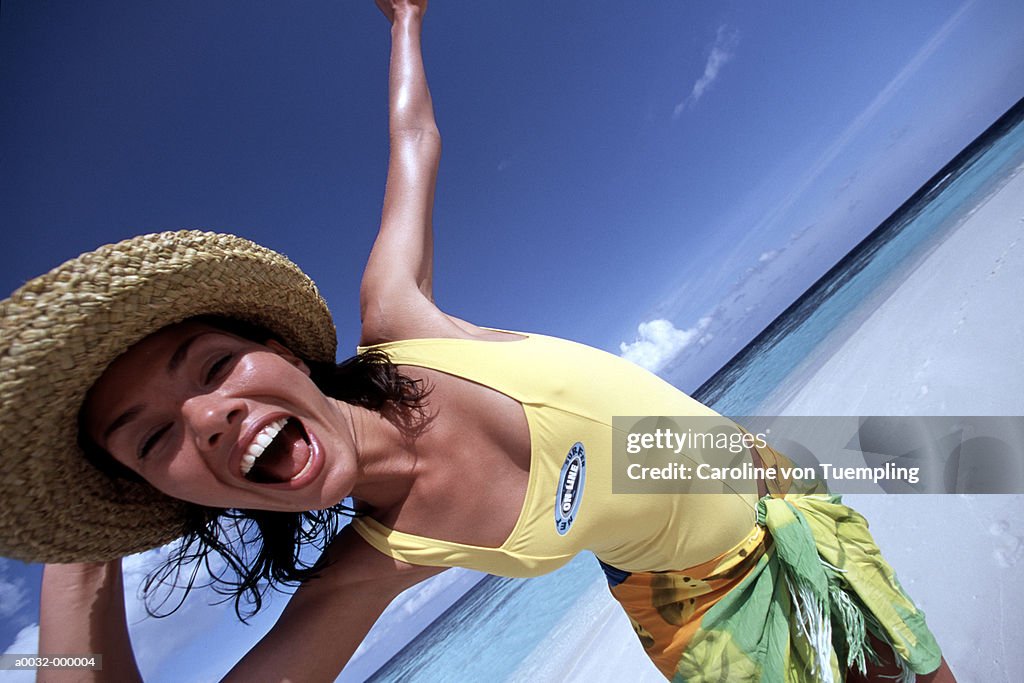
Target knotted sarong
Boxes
[603,494,942,682]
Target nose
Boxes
[183,393,246,452]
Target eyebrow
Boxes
[167,332,206,374]
[102,331,209,442]
[103,405,143,441]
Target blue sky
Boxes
[2,0,1023,679]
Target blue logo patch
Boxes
[554,442,586,536]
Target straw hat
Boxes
[0,230,337,562]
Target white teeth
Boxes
[240,418,288,476]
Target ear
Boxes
[265,339,311,376]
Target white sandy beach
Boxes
[545,163,1024,682]
[758,162,1024,681]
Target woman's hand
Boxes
[374,0,428,24]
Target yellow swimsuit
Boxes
[350,331,943,681]
[350,330,758,577]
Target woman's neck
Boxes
[343,401,425,513]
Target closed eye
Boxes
[140,424,172,459]
[205,354,234,383]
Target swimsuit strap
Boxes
[357,331,566,406]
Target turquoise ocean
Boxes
[365,99,1024,683]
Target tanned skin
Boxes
[37,3,957,681]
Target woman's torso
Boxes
[351,331,759,577]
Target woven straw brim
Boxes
[0,230,336,562]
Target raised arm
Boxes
[359,2,517,344]
[360,0,445,343]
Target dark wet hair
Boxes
[80,316,430,622]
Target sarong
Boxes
[602,494,942,682]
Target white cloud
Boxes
[3,622,38,655]
[620,318,711,373]
[1,623,39,683]
[758,249,779,263]
[119,545,255,680]
[0,575,28,621]
[674,25,739,117]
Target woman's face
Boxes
[82,320,357,512]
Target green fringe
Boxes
[859,606,917,683]
[828,579,868,673]
[784,572,834,683]
[759,496,923,682]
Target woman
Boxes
[0,2,953,681]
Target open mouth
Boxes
[240,417,314,484]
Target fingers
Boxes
[374,0,428,24]
[374,0,394,23]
